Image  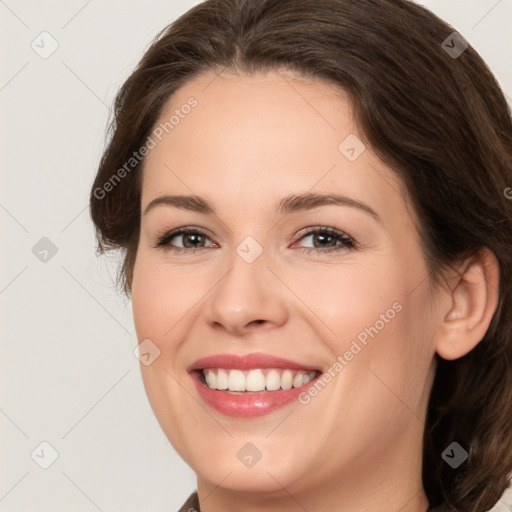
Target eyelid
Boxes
[294,225,349,239]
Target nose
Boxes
[202,249,289,337]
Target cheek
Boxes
[131,260,163,339]
[304,257,433,395]
[293,258,407,345]
[131,255,197,340]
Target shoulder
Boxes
[177,491,200,512]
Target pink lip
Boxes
[187,352,321,372]
[187,352,322,418]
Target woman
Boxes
[89,0,512,510]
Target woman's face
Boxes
[132,69,440,506]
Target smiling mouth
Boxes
[196,368,322,392]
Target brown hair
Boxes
[89,0,512,509]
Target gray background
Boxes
[1,1,511,510]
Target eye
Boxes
[154,227,215,254]
[293,226,355,254]
[153,226,356,255]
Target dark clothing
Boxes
[177,491,450,511]
[178,491,200,511]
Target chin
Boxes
[197,461,301,495]
[181,437,307,493]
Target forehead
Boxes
[141,69,409,222]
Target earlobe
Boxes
[435,248,500,361]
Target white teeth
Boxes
[281,369,293,390]
[246,369,266,391]
[216,369,228,390]
[265,369,281,391]
[292,372,304,388]
[202,368,318,391]
[228,369,246,391]
[206,370,216,388]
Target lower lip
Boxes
[190,371,319,417]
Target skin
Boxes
[131,69,499,512]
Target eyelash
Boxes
[154,226,356,255]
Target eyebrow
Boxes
[143,192,381,222]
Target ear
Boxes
[435,247,500,360]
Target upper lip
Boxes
[187,352,322,372]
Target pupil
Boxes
[316,233,334,247]
[185,233,203,248]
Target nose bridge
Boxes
[203,234,288,333]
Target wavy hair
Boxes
[89,0,512,509]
